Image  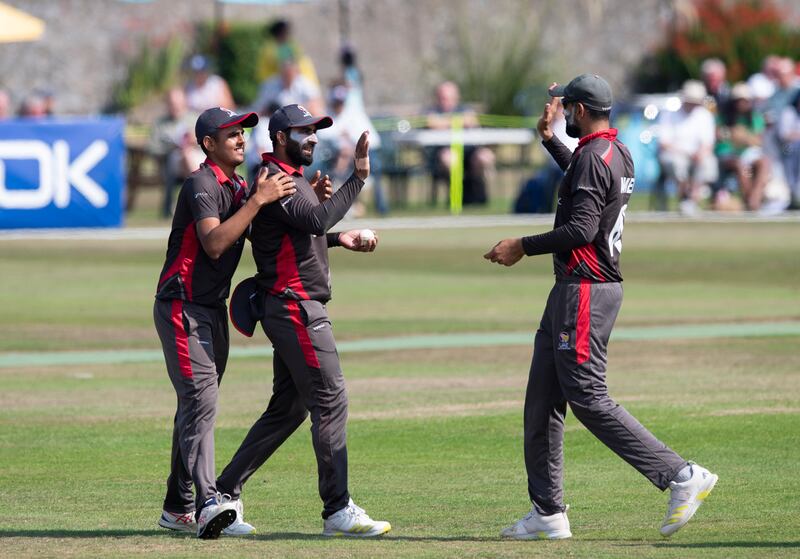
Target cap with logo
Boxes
[195,107,259,146]
[549,73,614,111]
[268,104,333,134]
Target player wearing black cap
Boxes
[485,75,717,540]
[154,107,296,539]
[214,104,391,538]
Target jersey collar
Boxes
[577,128,617,148]
[202,158,246,190]
[262,153,304,176]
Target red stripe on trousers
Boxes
[158,221,199,300]
[285,300,320,369]
[171,299,193,378]
[273,234,310,299]
[576,281,592,365]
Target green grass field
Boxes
[1,219,799,558]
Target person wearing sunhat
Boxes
[485,74,717,540]
[216,103,391,538]
[153,107,297,539]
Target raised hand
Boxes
[537,83,561,142]
[252,168,296,206]
[354,131,370,180]
[309,170,333,202]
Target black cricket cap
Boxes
[549,73,613,111]
[268,104,333,134]
[229,277,263,338]
[195,107,259,146]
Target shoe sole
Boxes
[158,519,196,533]
[198,509,237,540]
[501,530,572,540]
[322,524,392,538]
[660,473,718,537]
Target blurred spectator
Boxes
[253,58,323,117]
[701,58,730,110]
[316,82,388,215]
[715,83,770,211]
[245,101,281,180]
[762,57,799,127]
[656,80,717,214]
[747,55,781,110]
[184,54,235,113]
[34,88,56,116]
[778,89,800,209]
[257,19,320,88]
[149,87,204,217]
[0,89,11,120]
[19,94,48,118]
[425,80,495,206]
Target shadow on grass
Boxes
[0,530,498,543]
[0,530,166,538]
[614,541,800,549]
[254,532,501,542]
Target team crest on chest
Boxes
[558,331,571,350]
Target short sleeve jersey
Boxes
[155,159,248,306]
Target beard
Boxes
[286,137,314,166]
[565,117,581,138]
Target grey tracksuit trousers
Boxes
[154,299,229,514]
[525,281,688,514]
[217,295,350,518]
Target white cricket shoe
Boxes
[158,510,196,533]
[322,499,391,537]
[221,496,256,536]
[196,494,237,539]
[501,505,572,540]
[660,463,718,537]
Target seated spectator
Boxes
[701,58,730,111]
[778,89,800,209]
[19,94,48,118]
[715,83,770,211]
[253,58,323,117]
[657,80,717,215]
[148,87,204,217]
[0,89,11,120]
[425,80,495,206]
[184,54,235,112]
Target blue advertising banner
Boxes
[0,117,125,228]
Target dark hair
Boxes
[340,47,356,67]
[586,107,611,121]
[198,129,225,156]
[268,19,289,39]
[720,98,754,127]
[269,129,285,146]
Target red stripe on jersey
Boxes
[601,143,614,166]
[272,234,310,299]
[285,300,320,369]
[158,221,200,300]
[575,280,592,365]
[567,243,605,281]
[262,153,304,176]
[171,299,193,378]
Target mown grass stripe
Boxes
[1,321,798,369]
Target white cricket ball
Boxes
[359,229,375,246]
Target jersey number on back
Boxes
[608,204,627,257]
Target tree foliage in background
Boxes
[441,5,550,116]
[197,22,265,106]
[112,37,186,112]
[635,0,800,93]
